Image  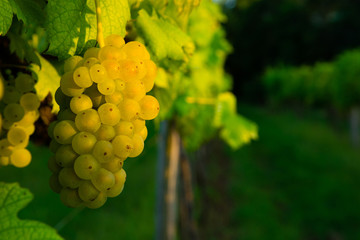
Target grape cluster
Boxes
[48,34,160,208]
[0,73,40,168]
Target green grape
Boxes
[14,73,35,93]
[91,168,115,191]
[84,84,105,108]
[92,140,114,163]
[97,79,116,95]
[98,103,121,126]
[55,87,71,108]
[123,80,146,101]
[60,71,84,97]
[60,188,83,208]
[104,34,125,48]
[101,59,121,79]
[49,173,62,193]
[59,167,81,189]
[10,148,31,168]
[57,108,76,121]
[47,121,58,139]
[4,103,25,122]
[49,139,61,153]
[84,47,100,59]
[84,191,107,209]
[138,126,148,140]
[3,86,21,104]
[122,41,150,60]
[72,131,97,154]
[64,56,83,72]
[83,57,99,68]
[20,93,40,111]
[112,135,134,158]
[74,154,100,180]
[0,156,9,166]
[15,110,39,126]
[48,155,61,173]
[78,180,100,202]
[101,157,124,173]
[132,119,145,132]
[53,120,78,144]
[114,79,126,91]
[142,59,157,92]
[114,121,134,137]
[70,94,93,114]
[119,98,140,121]
[75,109,101,133]
[105,91,123,104]
[0,139,13,156]
[129,134,144,158]
[95,124,115,141]
[7,127,29,147]
[89,64,108,84]
[55,144,78,167]
[98,46,126,62]
[23,124,35,135]
[106,168,126,197]
[119,59,147,82]
[2,118,13,130]
[73,66,93,88]
[139,95,160,120]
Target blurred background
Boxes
[2,0,360,239]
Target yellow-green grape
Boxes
[14,73,35,93]
[84,191,107,209]
[101,157,124,173]
[48,155,61,173]
[114,121,134,137]
[119,98,140,121]
[53,120,78,144]
[15,110,39,126]
[10,148,31,168]
[20,93,40,111]
[98,103,121,126]
[104,34,125,48]
[59,167,81,189]
[4,103,25,122]
[118,59,147,82]
[139,95,160,120]
[97,79,116,95]
[64,56,83,72]
[7,127,29,147]
[114,79,126,91]
[142,60,157,92]
[0,156,9,166]
[98,45,126,62]
[3,86,21,104]
[84,84,105,108]
[95,124,115,141]
[49,173,62,193]
[57,108,76,121]
[101,59,121,79]
[122,41,150,60]
[60,188,83,208]
[112,135,134,158]
[129,134,144,158]
[74,154,100,180]
[132,119,145,132]
[138,126,148,140]
[84,47,100,59]
[123,80,146,101]
[78,180,100,202]
[75,109,101,133]
[73,67,93,88]
[70,94,93,114]
[2,118,13,130]
[89,64,107,83]
[91,168,115,191]
[0,139,13,156]
[23,125,35,135]
[83,57,99,68]
[92,140,114,163]
[71,131,97,154]
[106,168,126,197]
[105,91,123,104]
[49,139,61,153]
[60,71,84,97]
[55,87,71,108]
[55,144,78,167]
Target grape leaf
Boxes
[0,182,63,240]
[46,0,130,60]
[7,31,41,66]
[29,53,61,112]
[0,0,13,36]
[8,0,45,26]
[213,92,237,127]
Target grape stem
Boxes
[95,0,105,48]
[185,97,216,105]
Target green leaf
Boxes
[213,92,237,127]
[46,0,130,60]
[7,31,41,66]
[0,182,63,240]
[8,0,45,26]
[29,53,61,112]
[0,0,13,36]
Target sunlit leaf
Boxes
[0,0,13,36]
[8,0,46,26]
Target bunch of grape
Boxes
[48,34,160,209]
[0,73,40,168]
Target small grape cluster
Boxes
[48,34,160,209]
[0,73,40,168]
